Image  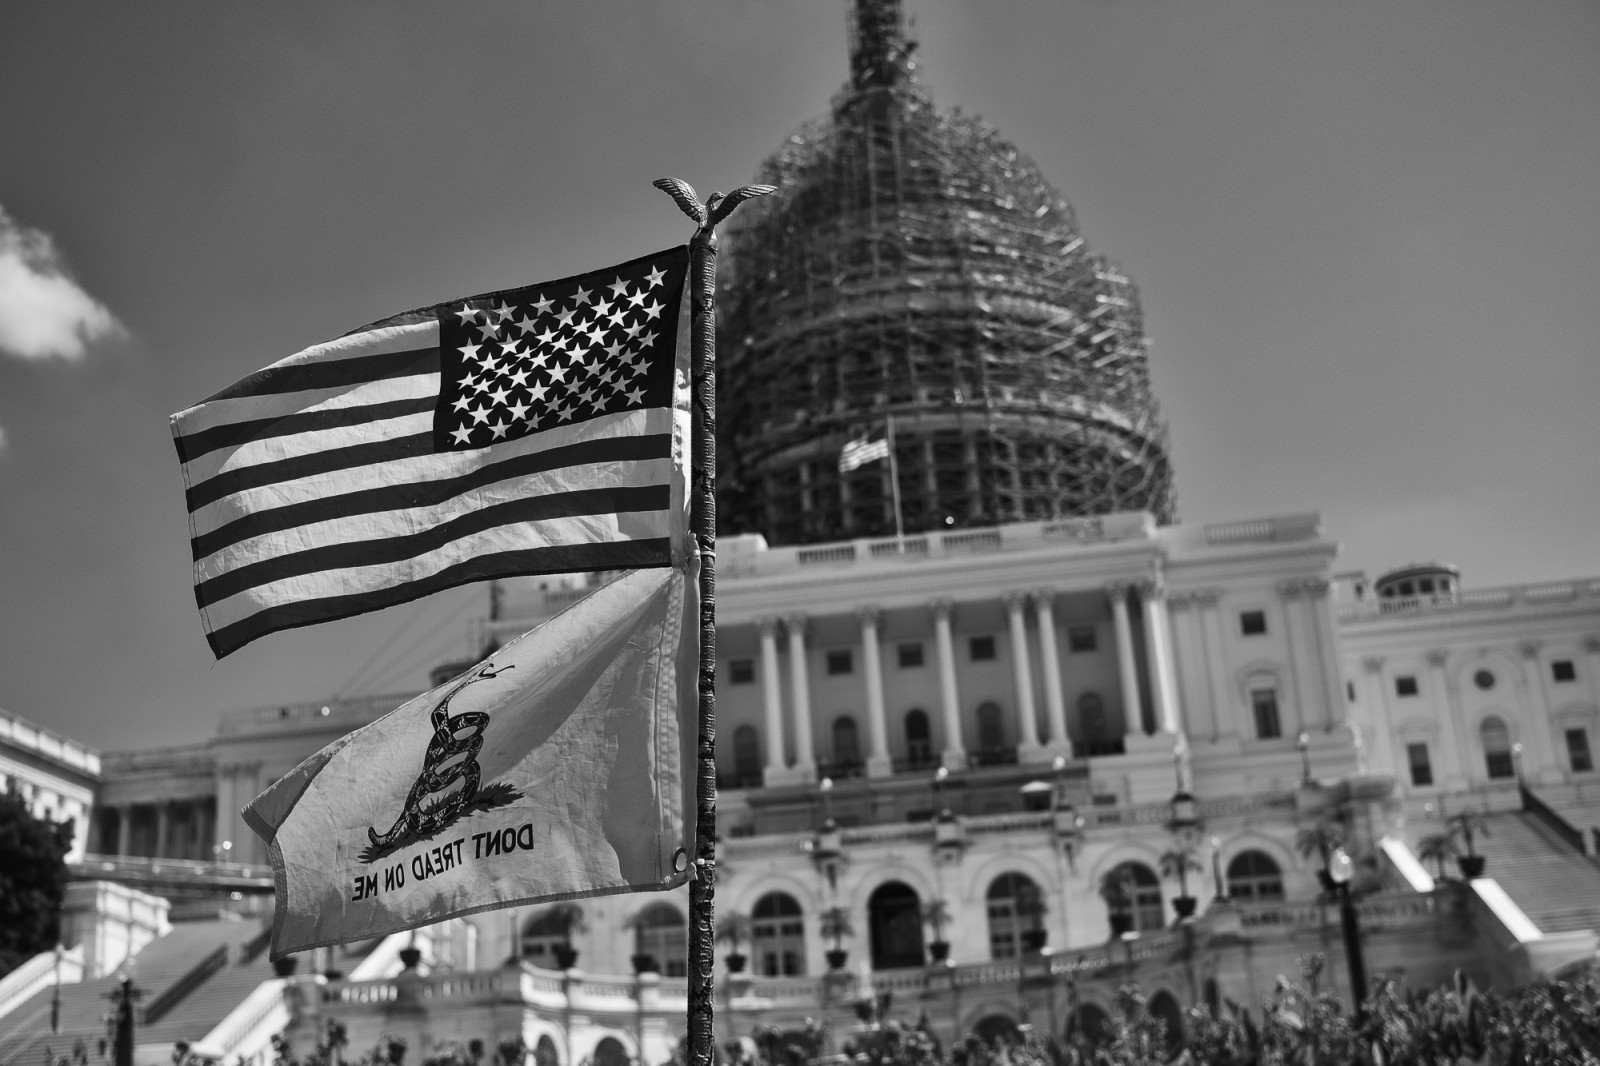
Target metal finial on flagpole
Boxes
[653,176,774,1066]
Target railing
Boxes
[1202,514,1319,545]
[1338,577,1600,623]
[144,944,228,1023]
[195,977,290,1062]
[0,947,82,1024]
[968,746,1018,768]
[1520,783,1586,854]
[73,853,275,891]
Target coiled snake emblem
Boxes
[366,664,514,849]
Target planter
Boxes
[927,941,950,963]
[553,945,579,970]
[1021,929,1048,952]
[1458,855,1486,879]
[1108,913,1133,937]
[1172,896,1198,919]
[272,956,299,977]
[724,952,747,973]
[397,947,422,970]
[825,948,849,970]
[631,953,659,975]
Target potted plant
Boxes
[1159,842,1204,920]
[272,954,299,977]
[1016,882,1049,951]
[545,903,586,969]
[921,899,952,962]
[715,911,753,973]
[1294,816,1347,892]
[1416,832,1460,881]
[1448,812,1490,878]
[819,906,854,970]
[1099,869,1136,937]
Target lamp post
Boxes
[1298,732,1313,783]
[1209,836,1226,900]
[932,766,949,816]
[1512,742,1525,788]
[820,776,835,827]
[1323,847,1368,1020]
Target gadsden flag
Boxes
[242,565,696,956]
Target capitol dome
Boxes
[717,0,1176,545]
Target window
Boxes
[1226,851,1284,900]
[1240,611,1267,636]
[897,642,924,668]
[521,909,568,965]
[729,658,755,684]
[976,701,1005,757]
[1552,660,1577,683]
[752,892,806,976]
[1106,862,1164,932]
[1407,742,1433,787]
[826,649,853,675]
[632,904,688,976]
[1567,729,1594,773]
[1481,717,1514,779]
[986,872,1043,959]
[831,715,861,772]
[1395,675,1419,697]
[904,709,933,769]
[1250,688,1281,739]
[1473,670,1495,691]
[731,725,761,787]
[969,635,996,661]
[1068,626,1097,652]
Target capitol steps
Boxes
[1477,812,1600,936]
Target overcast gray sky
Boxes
[2,1,1596,754]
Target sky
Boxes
[1,1,1596,755]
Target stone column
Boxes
[1360,657,1398,776]
[1168,594,1213,741]
[155,802,171,860]
[1107,582,1146,741]
[756,617,786,779]
[1516,640,1559,782]
[1303,580,1346,731]
[108,806,125,858]
[1277,581,1319,735]
[786,616,816,780]
[1032,591,1071,757]
[1004,593,1044,760]
[858,606,892,778]
[931,600,966,770]
[1139,582,1182,736]
[1426,651,1468,788]
[1196,591,1232,740]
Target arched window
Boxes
[867,881,925,969]
[632,903,687,977]
[592,1038,629,1066]
[1147,991,1184,1052]
[1481,717,1514,779]
[973,1016,1020,1047]
[1070,1003,1110,1046]
[831,715,862,775]
[752,892,806,976]
[521,909,567,966]
[1226,850,1284,900]
[534,1036,559,1066]
[732,725,761,787]
[904,709,932,769]
[986,872,1044,959]
[1106,862,1163,932]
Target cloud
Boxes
[0,205,123,361]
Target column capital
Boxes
[1302,579,1330,600]
[1425,649,1451,669]
[855,605,882,628]
[1002,591,1030,611]
[1166,592,1195,611]
[1031,589,1056,610]
[1103,581,1132,601]
[1519,640,1543,661]
[1277,579,1307,600]
[1135,579,1165,601]
[1191,589,1222,608]
[928,599,955,622]
[784,614,809,636]
[754,616,782,637]
[1362,656,1386,674]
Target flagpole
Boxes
[654,178,773,1066]
[886,413,905,546]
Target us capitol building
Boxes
[2,4,1597,1065]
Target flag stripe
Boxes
[191,433,673,561]
[185,430,437,511]
[195,484,670,607]
[206,539,672,659]
[196,342,440,405]
[186,407,675,538]
[181,403,436,495]
[178,395,439,462]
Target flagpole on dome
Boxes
[886,413,905,547]
[653,177,774,1066]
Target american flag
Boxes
[171,247,690,659]
[838,434,890,472]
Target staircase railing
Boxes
[1519,783,1585,853]
[142,944,227,1024]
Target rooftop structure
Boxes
[716,0,1175,545]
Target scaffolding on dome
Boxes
[716,0,1176,546]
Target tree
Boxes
[1293,816,1346,868]
[1416,832,1459,880]
[1447,811,1490,858]
[819,906,854,953]
[0,786,73,975]
[714,911,752,954]
[1158,842,1204,899]
[920,898,951,944]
